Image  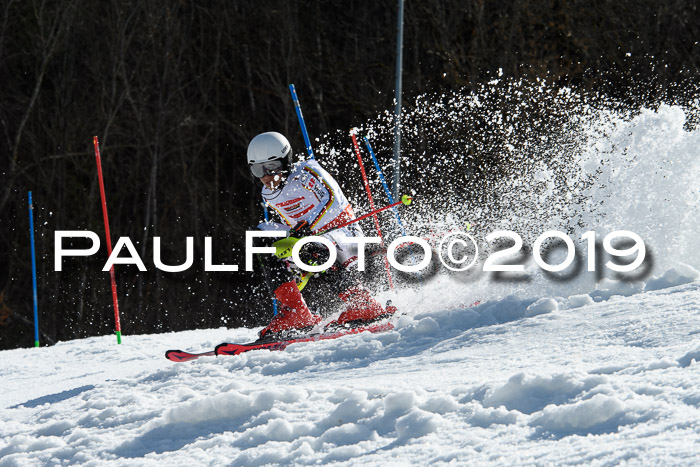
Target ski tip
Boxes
[165,350,184,361]
[165,349,217,362]
[214,342,232,356]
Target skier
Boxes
[247,131,395,338]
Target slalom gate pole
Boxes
[28,191,40,347]
[364,137,424,286]
[93,136,122,344]
[350,130,394,288]
[289,84,315,160]
[350,130,384,242]
[262,197,279,316]
[392,0,405,200]
[363,136,407,236]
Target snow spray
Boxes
[312,79,700,309]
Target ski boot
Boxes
[259,281,321,339]
[326,287,397,330]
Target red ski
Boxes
[216,321,393,356]
[165,320,394,362]
[164,349,216,362]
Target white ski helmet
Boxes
[247,132,293,178]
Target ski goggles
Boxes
[249,160,285,178]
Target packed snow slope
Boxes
[1,268,699,465]
[2,98,700,465]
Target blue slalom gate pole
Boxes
[289,84,315,160]
[28,191,40,347]
[363,137,407,236]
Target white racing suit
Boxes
[258,159,363,270]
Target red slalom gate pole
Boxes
[93,136,122,344]
[350,129,394,289]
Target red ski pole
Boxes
[93,136,122,344]
[317,196,412,235]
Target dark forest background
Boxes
[1,0,699,349]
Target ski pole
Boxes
[350,129,393,288]
[28,191,40,347]
[289,84,315,160]
[273,196,413,272]
[93,136,122,344]
[363,136,406,235]
[276,196,413,252]
[261,197,279,316]
[317,195,412,235]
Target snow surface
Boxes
[1,267,699,465]
[2,102,700,465]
